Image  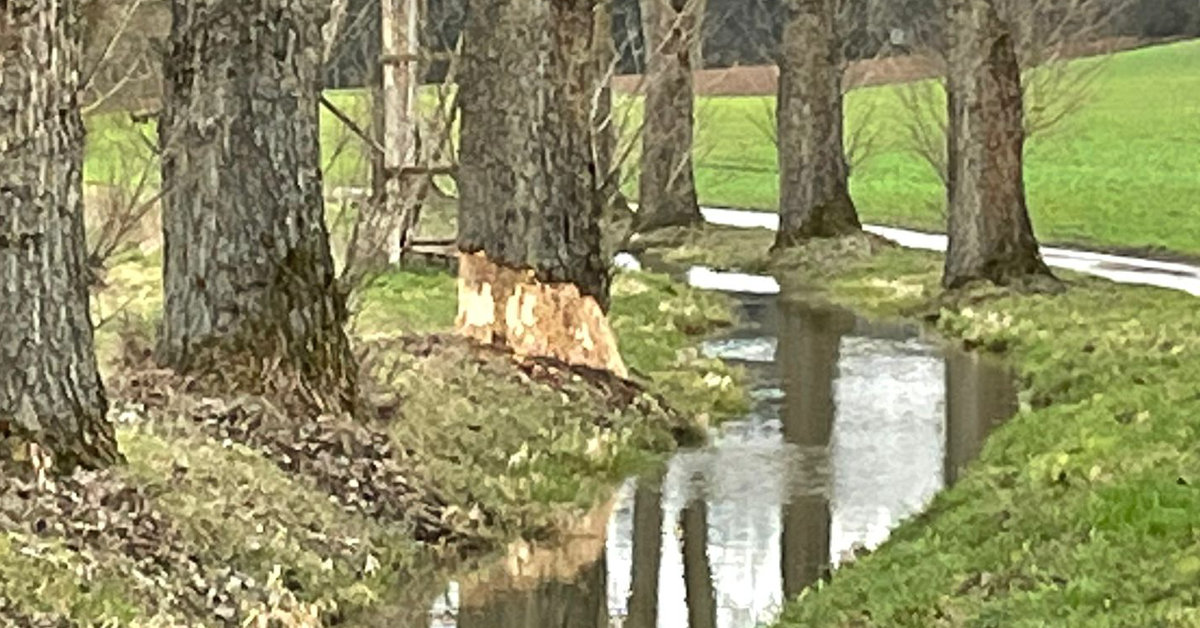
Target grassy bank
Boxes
[639,225,1200,625]
[1,255,743,625]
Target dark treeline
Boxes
[325,0,1200,88]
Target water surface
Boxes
[422,292,1016,628]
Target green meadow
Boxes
[689,39,1200,258]
[84,40,1200,257]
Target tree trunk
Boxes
[0,0,120,472]
[775,0,862,248]
[158,0,356,411]
[635,0,704,232]
[458,0,625,376]
[942,0,1056,289]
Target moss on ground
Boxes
[633,226,1200,626]
[2,252,744,625]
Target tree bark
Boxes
[775,0,862,248]
[158,0,356,411]
[458,0,625,376]
[942,0,1057,289]
[0,0,121,472]
[635,0,704,232]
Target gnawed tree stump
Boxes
[458,0,625,376]
[456,252,627,377]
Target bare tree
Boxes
[83,110,171,278]
[593,0,633,219]
[774,0,863,247]
[457,0,626,376]
[362,0,422,269]
[942,0,1056,289]
[635,0,705,232]
[736,0,884,212]
[887,0,1129,183]
[78,0,160,114]
[1,0,121,473]
[158,0,357,411]
[336,11,465,293]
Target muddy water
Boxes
[422,293,1016,628]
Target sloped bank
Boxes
[636,225,1200,626]
[0,254,747,626]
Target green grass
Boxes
[9,251,745,625]
[628,225,1200,624]
[788,246,1200,624]
[775,249,1200,625]
[85,41,1200,256]
[354,264,747,422]
[687,40,1200,258]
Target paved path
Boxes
[700,207,1200,296]
[329,186,1200,296]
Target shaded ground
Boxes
[0,331,693,625]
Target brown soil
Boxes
[613,37,1163,97]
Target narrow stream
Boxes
[421,288,1017,628]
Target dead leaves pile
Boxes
[181,396,489,548]
[0,469,264,624]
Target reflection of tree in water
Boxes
[681,484,718,628]
[626,469,665,628]
[456,556,608,628]
[944,351,1018,486]
[777,302,852,598]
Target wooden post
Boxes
[379,0,421,264]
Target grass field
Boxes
[775,244,1200,626]
[687,39,1200,258]
[82,39,1200,257]
[632,227,1200,625]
